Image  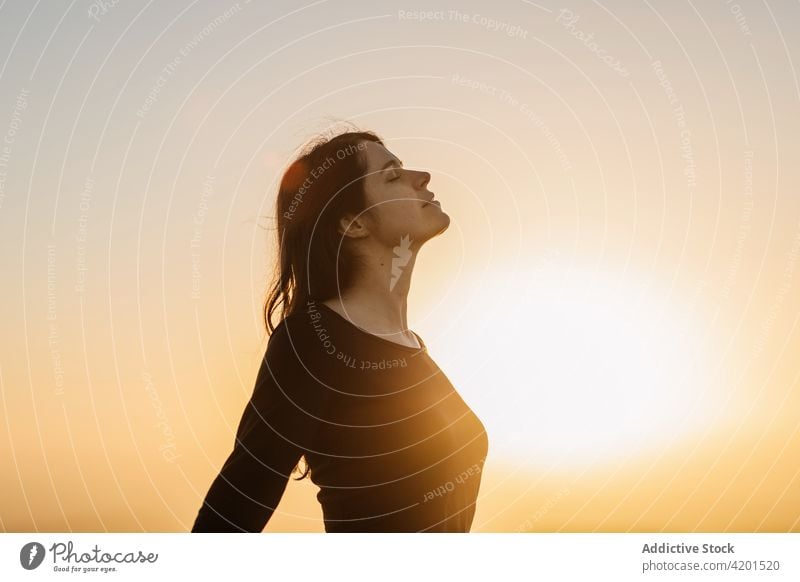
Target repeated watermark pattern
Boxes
[136,2,250,119]
[556,9,629,77]
[87,0,123,22]
[720,149,754,300]
[0,87,29,211]
[723,0,752,37]
[284,141,366,221]
[306,300,410,370]
[74,176,94,294]
[422,462,483,502]
[751,221,800,360]
[143,370,181,463]
[652,59,696,191]
[515,487,571,532]
[450,73,573,172]
[397,9,529,39]
[190,174,214,300]
[47,244,65,396]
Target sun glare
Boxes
[421,262,723,471]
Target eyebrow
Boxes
[380,159,404,171]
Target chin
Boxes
[428,213,451,237]
[410,212,451,242]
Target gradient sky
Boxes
[1,0,798,532]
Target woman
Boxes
[191,129,489,532]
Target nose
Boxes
[415,170,431,190]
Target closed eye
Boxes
[382,159,404,181]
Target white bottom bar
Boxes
[2,533,797,581]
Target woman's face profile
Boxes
[358,140,450,246]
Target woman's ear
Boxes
[337,212,370,239]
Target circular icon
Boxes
[20,542,46,570]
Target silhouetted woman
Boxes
[191,128,488,532]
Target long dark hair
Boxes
[263,127,384,480]
[264,128,383,334]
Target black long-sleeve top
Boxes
[191,298,489,532]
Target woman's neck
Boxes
[321,248,419,344]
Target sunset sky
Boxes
[1,0,798,532]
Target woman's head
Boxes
[264,128,449,333]
[344,139,450,252]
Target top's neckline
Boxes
[314,301,427,353]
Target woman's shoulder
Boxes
[266,306,324,357]
[269,311,306,343]
[257,309,329,389]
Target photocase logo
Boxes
[389,234,413,290]
[19,542,46,570]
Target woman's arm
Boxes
[191,320,325,532]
